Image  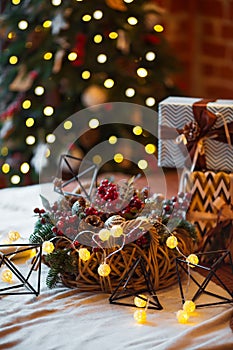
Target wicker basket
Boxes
[49,226,194,293]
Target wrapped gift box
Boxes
[158,97,233,172]
[180,170,233,246]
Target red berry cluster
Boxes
[97,179,118,201]
[50,204,80,238]
[84,206,99,216]
[34,208,45,215]
[162,192,191,218]
[120,194,144,219]
[33,207,46,224]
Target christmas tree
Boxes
[0,0,180,188]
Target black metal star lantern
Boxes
[0,243,42,296]
[176,250,233,308]
[109,257,163,310]
[53,154,98,201]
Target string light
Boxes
[93,34,103,43]
[43,106,54,116]
[109,136,117,144]
[8,231,21,241]
[43,20,52,28]
[82,14,92,22]
[1,269,13,283]
[134,295,147,308]
[42,241,55,254]
[92,154,102,165]
[145,97,156,107]
[127,17,138,25]
[81,70,91,79]
[186,254,199,266]
[89,118,99,129]
[145,144,156,154]
[63,121,73,130]
[25,118,34,127]
[20,162,30,174]
[104,79,114,88]
[45,148,51,158]
[93,10,103,20]
[145,51,156,61]
[134,309,147,323]
[154,24,164,33]
[51,0,62,6]
[46,134,56,143]
[1,147,8,156]
[114,153,124,163]
[18,20,28,30]
[99,229,111,241]
[12,0,21,5]
[25,135,36,145]
[9,56,18,65]
[137,68,148,78]
[109,32,118,39]
[97,54,107,63]
[125,88,135,97]
[133,126,143,135]
[79,248,91,261]
[1,163,10,174]
[176,309,189,324]
[8,32,16,39]
[11,175,21,185]
[166,235,178,249]
[34,86,45,96]
[183,300,196,314]
[110,226,123,237]
[138,160,148,170]
[43,52,53,60]
[68,52,78,61]
[22,100,31,109]
[98,263,111,277]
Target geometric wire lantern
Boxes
[176,250,233,308]
[0,243,42,296]
[53,154,98,201]
[109,257,163,310]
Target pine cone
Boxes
[84,215,104,228]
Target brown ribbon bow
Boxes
[160,99,233,169]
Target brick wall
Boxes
[163,0,233,99]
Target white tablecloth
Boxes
[0,184,232,350]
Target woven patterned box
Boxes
[180,170,233,241]
[158,97,233,172]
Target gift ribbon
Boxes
[187,174,233,254]
[160,99,233,170]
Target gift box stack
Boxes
[158,96,233,257]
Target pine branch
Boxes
[46,268,61,289]
[29,221,55,244]
[44,249,77,288]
